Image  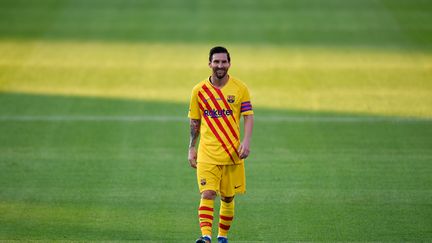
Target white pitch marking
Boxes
[0,115,430,123]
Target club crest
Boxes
[200,178,207,186]
[227,95,235,103]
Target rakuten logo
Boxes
[204,109,233,118]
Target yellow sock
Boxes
[198,198,214,237]
[218,199,235,237]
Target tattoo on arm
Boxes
[189,119,201,148]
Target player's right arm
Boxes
[188,119,201,169]
[188,85,202,169]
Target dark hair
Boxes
[209,46,231,62]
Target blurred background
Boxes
[0,0,431,242]
[1,0,431,116]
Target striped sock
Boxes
[218,199,235,238]
[198,198,214,237]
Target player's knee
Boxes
[221,196,234,203]
[201,190,217,200]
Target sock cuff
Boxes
[220,199,234,209]
[200,198,215,207]
[203,235,212,240]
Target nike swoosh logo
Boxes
[235,185,241,189]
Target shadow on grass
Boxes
[1,91,431,159]
[1,92,431,120]
[0,0,431,50]
[0,92,431,241]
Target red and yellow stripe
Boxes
[198,200,214,236]
[198,84,241,163]
[198,101,237,163]
[202,85,239,140]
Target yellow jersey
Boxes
[188,76,254,165]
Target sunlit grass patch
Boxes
[1,41,431,117]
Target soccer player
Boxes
[188,46,254,243]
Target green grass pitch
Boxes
[1,0,432,242]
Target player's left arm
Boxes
[238,114,254,159]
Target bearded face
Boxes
[209,53,230,80]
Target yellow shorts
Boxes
[196,162,246,197]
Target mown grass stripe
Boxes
[0,115,430,123]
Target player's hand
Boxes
[238,141,250,159]
[188,147,198,169]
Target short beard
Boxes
[216,73,226,79]
[215,69,227,79]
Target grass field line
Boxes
[0,115,430,123]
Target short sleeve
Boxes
[188,88,201,119]
[240,86,254,116]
